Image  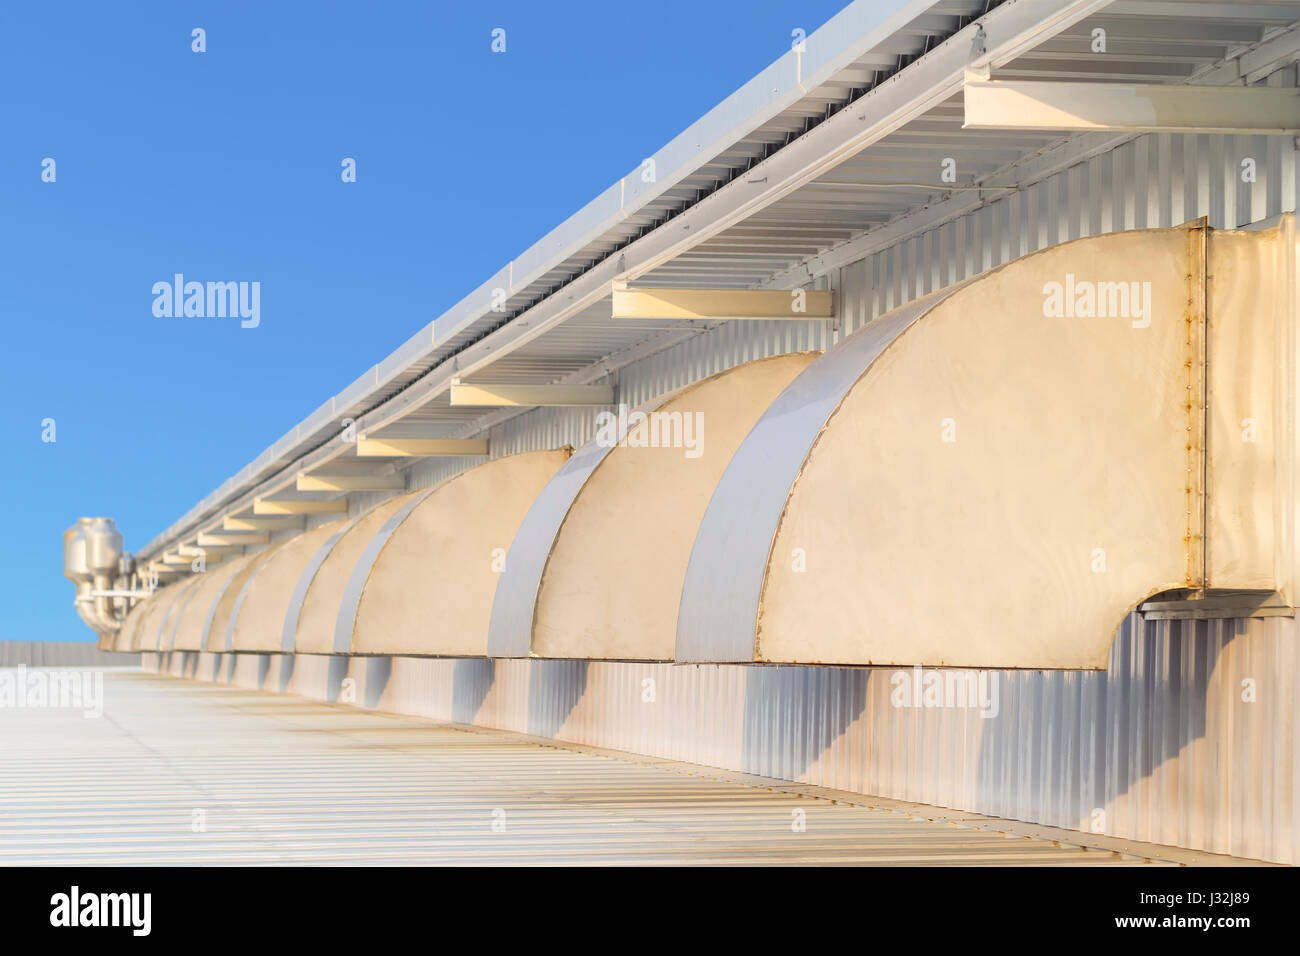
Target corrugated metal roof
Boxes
[0,672,1257,865]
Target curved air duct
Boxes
[127,220,1290,671]
[205,545,282,652]
[113,598,149,652]
[344,450,570,656]
[171,554,256,652]
[129,577,192,652]
[133,452,568,657]
[227,519,350,652]
[292,491,423,655]
[676,220,1291,669]
[488,354,819,660]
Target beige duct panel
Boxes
[205,543,285,652]
[172,554,256,652]
[535,354,819,660]
[679,224,1279,669]
[139,576,201,652]
[229,520,348,652]
[1205,223,1288,589]
[113,597,150,653]
[294,493,419,654]
[156,575,206,652]
[129,580,185,651]
[351,450,571,656]
[764,230,1196,667]
[126,587,162,651]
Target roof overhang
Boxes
[138,0,1300,565]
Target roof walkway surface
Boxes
[0,671,1257,866]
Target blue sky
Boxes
[1,0,848,640]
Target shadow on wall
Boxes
[277,654,295,694]
[741,666,870,780]
[527,659,588,738]
[452,659,495,724]
[146,608,1253,852]
[362,657,392,708]
[972,611,1241,828]
[326,656,350,701]
[726,609,1242,832]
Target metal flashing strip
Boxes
[225,563,269,653]
[677,283,968,662]
[332,490,438,655]
[282,521,358,654]
[486,390,683,658]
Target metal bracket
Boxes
[1138,589,1294,622]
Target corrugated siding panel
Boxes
[386,127,1299,487]
[0,641,141,668]
[148,609,1300,865]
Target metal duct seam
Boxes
[678,221,1288,668]
[178,555,253,652]
[332,490,437,654]
[530,354,820,662]
[485,391,685,658]
[224,563,268,653]
[164,573,207,652]
[282,520,357,653]
[147,578,200,652]
[344,450,571,658]
[677,282,969,662]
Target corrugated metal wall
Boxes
[149,122,1300,864]
[146,609,1299,864]
[402,124,1300,483]
[1,641,140,668]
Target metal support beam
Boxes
[766,26,1300,291]
[197,531,271,546]
[296,473,407,492]
[354,438,489,458]
[162,551,223,566]
[612,286,834,321]
[964,78,1300,135]
[252,499,349,515]
[449,383,615,407]
[222,516,304,532]
[88,588,155,600]
[178,544,244,558]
